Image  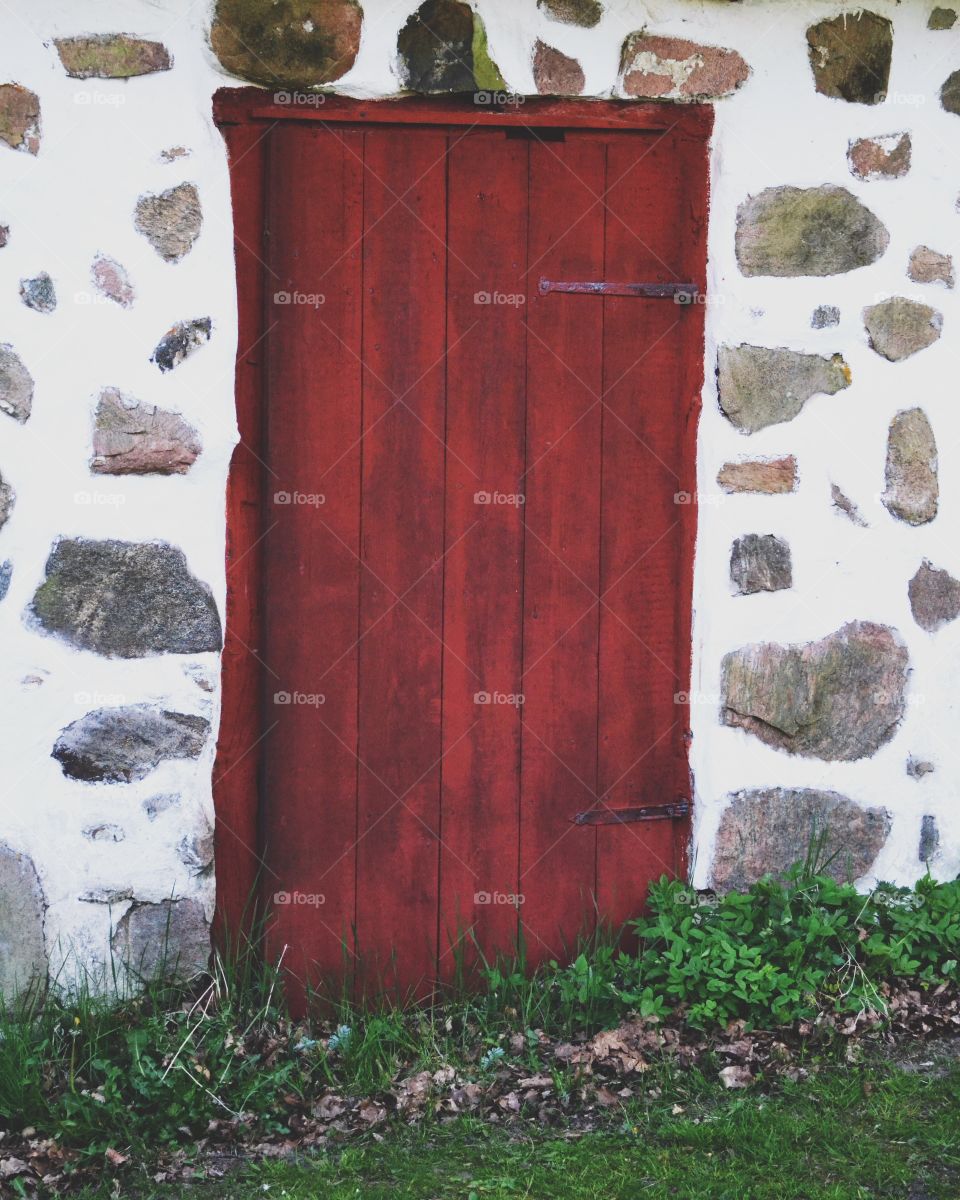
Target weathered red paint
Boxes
[213,90,710,1004]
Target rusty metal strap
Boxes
[572,801,690,827]
[539,278,700,303]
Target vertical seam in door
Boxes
[516,137,531,957]
[353,127,366,981]
[593,139,609,927]
[257,124,275,920]
[435,131,451,980]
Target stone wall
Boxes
[0,0,957,996]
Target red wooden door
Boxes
[214,95,709,1003]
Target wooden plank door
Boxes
[252,114,707,1003]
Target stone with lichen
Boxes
[210,0,362,87]
[882,409,938,526]
[718,345,850,434]
[54,35,171,78]
[721,621,909,761]
[736,186,888,277]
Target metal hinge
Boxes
[539,278,700,303]
[572,800,690,827]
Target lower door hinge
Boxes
[572,800,690,827]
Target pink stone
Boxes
[619,33,749,102]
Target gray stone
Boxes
[0,472,13,531]
[908,560,960,632]
[111,899,209,982]
[863,297,942,361]
[151,318,212,372]
[0,225,8,248]
[533,42,584,96]
[91,388,201,476]
[908,246,954,288]
[159,146,190,163]
[54,35,172,78]
[847,132,910,180]
[143,793,180,820]
[0,344,33,423]
[82,823,125,842]
[730,534,792,595]
[0,83,40,155]
[919,814,939,864]
[80,886,134,905]
[134,183,202,263]
[0,844,46,1003]
[210,0,362,88]
[721,620,909,761]
[736,186,889,277]
[91,255,134,308]
[831,484,867,527]
[812,305,840,329]
[398,0,504,93]
[929,6,957,28]
[712,788,891,891]
[30,538,222,658]
[882,408,938,526]
[53,705,209,783]
[907,756,935,779]
[177,826,214,873]
[538,0,602,27]
[806,11,892,105]
[718,344,850,434]
[942,69,960,115]
[0,561,11,601]
[618,32,749,102]
[19,272,55,314]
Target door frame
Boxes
[210,88,712,953]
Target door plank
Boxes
[355,128,448,997]
[439,132,528,978]
[262,125,365,1002]
[213,121,268,956]
[519,138,607,965]
[595,129,707,928]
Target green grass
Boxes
[4,865,960,1191]
[74,1056,960,1199]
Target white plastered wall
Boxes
[0,0,956,984]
